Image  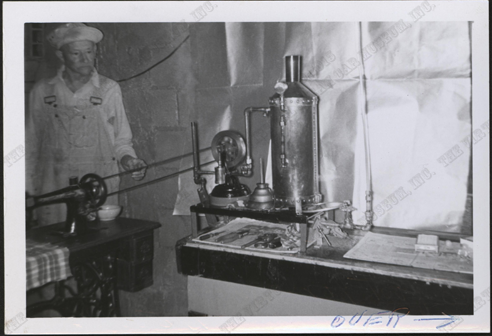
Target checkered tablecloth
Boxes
[26,239,72,291]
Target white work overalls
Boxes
[35,77,120,226]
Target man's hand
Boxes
[121,155,147,181]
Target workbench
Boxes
[177,208,472,316]
[26,217,161,317]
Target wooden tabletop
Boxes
[183,225,472,289]
[26,217,161,254]
[306,227,473,289]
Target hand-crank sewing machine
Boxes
[26,174,108,236]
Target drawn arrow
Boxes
[413,314,459,329]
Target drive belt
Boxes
[106,159,215,197]
[32,147,213,199]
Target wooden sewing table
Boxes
[26,217,161,317]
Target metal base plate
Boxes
[302,202,343,214]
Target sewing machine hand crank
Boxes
[28,173,107,236]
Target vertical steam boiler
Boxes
[268,55,323,211]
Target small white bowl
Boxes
[97,205,122,221]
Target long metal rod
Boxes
[103,147,211,181]
[191,122,203,183]
[358,21,373,230]
[107,160,215,197]
[31,149,214,199]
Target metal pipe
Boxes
[243,106,270,176]
[357,22,373,230]
[285,55,301,83]
[244,107,253,165]
[365,191,373,230]
[191,122,202,184]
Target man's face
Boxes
[59,40,96,76]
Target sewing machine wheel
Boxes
[211,130,247,169]
[80,173,107,208]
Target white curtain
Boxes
[173,22,471,233]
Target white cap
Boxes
[47,23,103,49]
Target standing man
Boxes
[26,23,147,226]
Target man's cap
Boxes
[47,23,103,49]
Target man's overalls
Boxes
[35,77,120,226]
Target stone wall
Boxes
[93,23,193,316]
